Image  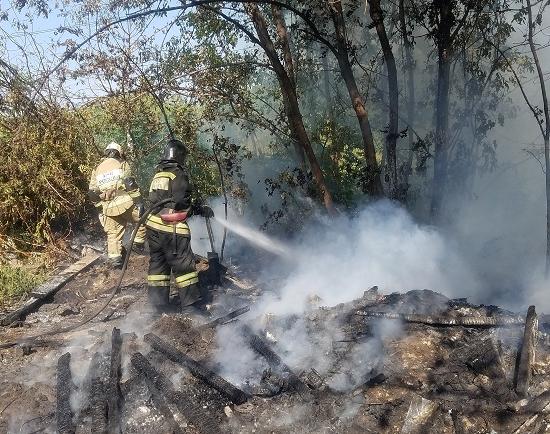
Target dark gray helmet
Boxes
[162,138,188,165]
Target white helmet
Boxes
[105,141,123,157]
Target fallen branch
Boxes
[0,252,100,326]
[144,333,248,404]
[355,311,525,327]
[242,325,313,400]
[195,306,250,330]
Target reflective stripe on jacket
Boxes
[145,164,193,236]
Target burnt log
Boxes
[130,352,221,434]
[89,353,108,434]
[144,377,186,434]
[355,311,524,327]
[242,325,313,400]
[196,306,250,331]
[144,332,248,404]
[76,352,107,434]
[0,252,100,326]
[515,305,538,397]
[107,328,123,433]
[56,352,75,434]
[90,377,107,433]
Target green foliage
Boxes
[312,118,383,207]
[0,99,95,243]
[0,263,46,306]
[80,93,222,202]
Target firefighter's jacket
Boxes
[146,162,192,236]
[88,157,141,217]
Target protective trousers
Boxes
[146,228,200,307]
[101,206,146,261]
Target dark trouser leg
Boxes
[146,229,170,308]
[167,234,201,309]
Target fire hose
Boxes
[0,198,174,351]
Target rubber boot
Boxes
[147,287,170,312]
[179,283,203,315]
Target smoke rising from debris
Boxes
[211,200,482,391]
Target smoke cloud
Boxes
[211,200,485,392]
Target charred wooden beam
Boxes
[144,332,248,404]
[196,306,250,331]
[354,311,525,327]
[107,328,123,433]
[514,306,538,397]
[242,325,312,400]
[89,353,108,434]
[56,352,75,434]
[222,273,256,292]
[130,352,221,434]
[75,350,102,430]
[0,253,100,326]
[144,376,186,434]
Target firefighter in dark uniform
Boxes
[146,138,214,311]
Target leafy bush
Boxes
[0,99,95,244]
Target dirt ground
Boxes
[1,253,550,433]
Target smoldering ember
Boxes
[2,0,550,433]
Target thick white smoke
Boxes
[211,200,483,391]
[255,200,481,316]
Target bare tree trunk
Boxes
[271,5,306,168]
[368,0,399,200]
[322,53,333,123]
[430,0,453,221]
[322,49,340,168]
[328,0,384,197]
[245,4,336,214]
[526,0,550,274]
[399,0,416,201]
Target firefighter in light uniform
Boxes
[88,142,146,267]
[146,138,213,311]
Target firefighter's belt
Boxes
[160,211,188,223]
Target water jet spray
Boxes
[213,217,291,258]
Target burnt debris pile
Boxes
[43,287,550,433]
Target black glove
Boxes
[88,189,102,203]
[136,201,145,218]
[123,177,139,191]
[200,205,214,218]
